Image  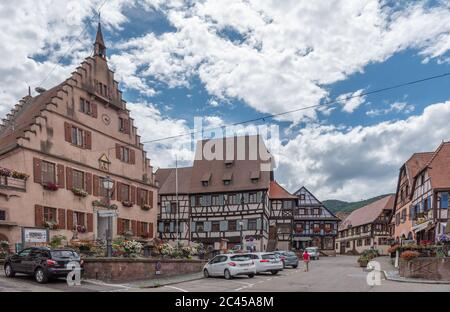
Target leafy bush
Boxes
[49,235,67,248]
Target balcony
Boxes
[0,176,27,191]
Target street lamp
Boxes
[239,220,244,251]
[102,176,114,257]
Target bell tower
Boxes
[94,22,106,59]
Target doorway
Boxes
[97,215,109,241]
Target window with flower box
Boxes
[41,161,56,184]
[137,188,148,206]
[120,184,130,202]
[44,207,57,223]
[72,169,84,190]
[73,212,85,227]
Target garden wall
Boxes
[82,258,207,282]
[399,258,450,281]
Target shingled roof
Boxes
[415,141,450,190]
[156,167,193,194]
[268,181,297,199]
[405,152,434,185]
[339,195,395,230]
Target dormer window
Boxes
[225,159,234,168]
[250,170,260,183]
[202,181,209,187]
[223,172,232,185]
[201,172,211,187]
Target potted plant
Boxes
[357,255,370,267]
[122,201,133,207]
[11,170,29,180]
[43,182,59,191]
[141,204,151,211]
[72,188,88,197]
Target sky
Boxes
[1,0,450,201]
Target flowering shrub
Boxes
[400,250,421,261]
[72,188,88,197]
[155,242,197,259]
[112,237,143,257]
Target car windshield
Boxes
[50,250,78,258]
[262,254,277,260]
[230,255,251,261]
[287,252,296,256]
[306,248,317,252]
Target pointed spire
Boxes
[94,22,106,58]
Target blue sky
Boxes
[1,1,450,200]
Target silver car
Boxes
[245,252,284,275]
[305,247,320,260]
[274,251,299,268]
[203,254,256,279]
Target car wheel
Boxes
[271,270,279,275]
[224,269,232,280]
[203,269,210,278]
[292,265,298,269]
[34,268,48,284]
[4,264,15,278]
[248,274,255,278]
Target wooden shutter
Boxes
[124,119,130,134]
[85,172,92,194]
[148,190,154,208]
[57,164,65,188]
[115,143,121,159]
[131,186,136,204]
[91,103,98,118]
[136,221,141,237]
[64,122,71,142]
[58,208,66,229]
[67,210,74,230]
[84,130,92,149]
[66,167,73,190]
[116,182,122,201]
[87,213,93,232]
[149,223,154,238]
[33,158,42,184]
[117,218,123,235]
[131,220,137,236]
[35,205,44,227]
[93,175,99,196]
[129,149,135,164]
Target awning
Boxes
[412,220,432,233]
[293,237,312,242]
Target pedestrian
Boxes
[302,250,310,272]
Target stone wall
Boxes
[399,258,450,281]
[82,258,207,282]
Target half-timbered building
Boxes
[409,142,450,243]
[336,195,394,255]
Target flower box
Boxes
[43,182,59,191]
[313,228,321,234]
[122,201,133,207]
[11,170,29,180]
[75,225,86,233]
[72,188,88,197]
[141,204,152,211]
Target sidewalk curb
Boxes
[83,274,204,289]
[382,270,450,285]
[140,276,204,288]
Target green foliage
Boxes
[49,235,67,248]
[323,194,394,213]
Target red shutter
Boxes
[148,190,154,208]
[66,167,73,190]
[64,122,71,142]
[33,158,42,184]
[116,182,122,201]
[35,205,44,227]
[93,175,99,196]
[84,130,92,149]
[85,172,92,194]
[115,143,121,159]
[130,149,135,164]
[136,221,141,237]
[91,103,98,118]
[123,119,130,134]
[67,210,74,230]
[149,223,154,238]
[117,218,123,235]
[131,220,137,236]
[87,213,93,232]
[58,208,66,229]
[57,164,65,188]
[131,186,136,204]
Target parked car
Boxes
[274,251,299,268]
[305,247,320,260]
[4,247,83,284]
[245,252,284,275]
[203,254,256,279]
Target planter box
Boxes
[82,258,207,282]
[399,257,450,281]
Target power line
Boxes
[141,71,450,144]
[38,0,109,88]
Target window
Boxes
[73,211,85,226]
[119,117,128,133]
[41,161,56,184]
[212,195,220,206]
[300,194,306,200]
[223,179,231,185]
[395,213,400,226]
[72,169,84,190]
[80,98,92,115]
[99,177,108,197]
[0,210,5,221]
[365,238,371,246]
[138,189,148,206]
[43,207,57,223]
[346,241,350,248]
[97,82,108,97]
[211,221,220,232]
[195,196,201,206]
[248,219,257,230]
[140,222,148,235]
[357,239,362,247]
[164,222,170,233]
[196,222,204,232]
[123,219,131,232]
[313,208,321,215]
[202,181,209,187]
[441,193,449,209]
[120,184,130,202]
[120,146,130,163]
[228,194,237,205]
[228,220,237,231]
[421,174,425,185]
[299,209,306,215]
[249,192,257,203]
[71,126,85,147]
[251,177,259,184]
[401,209,407,223]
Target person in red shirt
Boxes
[302,250,310,272]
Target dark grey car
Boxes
[274,251,299,268]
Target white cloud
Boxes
[337,89,366,113]
[366,101,415,117]
[276,100,450,201]
[114,1,450,122]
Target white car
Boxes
[245,252,284,275]
[203,254,256,279]
[305,247,320,260]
